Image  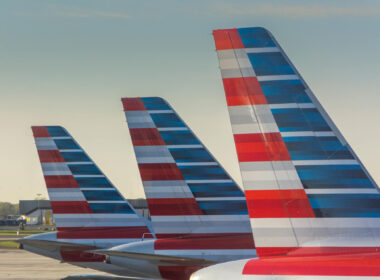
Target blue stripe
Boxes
[188,183,245,198]
[297,164,375,189]
[46,126,69,137]
[150,113,186,128]
[283,136,354,160]
[309,193,380,217]
[237,27,276,48]
[260,79,310,104]
[178,165,230,180]
[198,200,248,215]
[82,190,124,201]
[141,97,171,110]
[76,177,113,188]
[168,148,214,163]
[248,52,295,76]
[61,152,90,162]
[54,139,80,150]
[272,108,331,132]
[159,130,200,145]
[89,203,133,214]
[68,164,102,175]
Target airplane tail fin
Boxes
[31,126,152,240]
[213,27,380,257]
[122,97,253,244]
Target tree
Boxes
[0,202,19,217]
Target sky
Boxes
[0,0,380,203]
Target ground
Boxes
[0,248,109,280]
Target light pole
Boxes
[36,193,42,225]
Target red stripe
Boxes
[32,126,50,137]
[213,29,244,50]
[154,233,255,250]
[223,77,267,106]
[50,201,93,214]
[130,128,165,146]
[245,190,315,218]
[121,97,146,111]
[243,254,380,276]
[57,226,152,239]
[159,265,204,280]
[38,150,64,162]
[60,249,105,263]
[44,175,79,188]
[139,163,184,181]
[147,198,203,216]
[257,247,380,258]
[234,133,291,162]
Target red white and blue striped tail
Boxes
[31,126,153,242]
[122,97,254,244]
[212,27,380,257]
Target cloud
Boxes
[213,2,380,18]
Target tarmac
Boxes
[0,248,109,280]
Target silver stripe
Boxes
[157,127,189,131]
[245,47,280,53]
[281,131,335,137]
[185,180,234,184]
[35,138,57,150]
[176,162,218,166]
[148,110,173,114]
[293,159,358,166]
[257,75,299,81]
[269,103,315,109]
[305,188,379,194]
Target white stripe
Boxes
[245,47,280,53]
[195,197,246,201]
[148,110,173,114]
[59,149,82,152]
[305,188,379,194]
[166,145,203,149]
[152,215,250,222]
[156,249,255,256]
[293,159,358,165]
[185,179,233,183]
[269,103,315,109]
[51,136,71,140]
[157,127,189,131]
[251,217,380,229]
[281,131,335,137]
[176,162,218,166]
[257,75,299,81]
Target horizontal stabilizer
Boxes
[92,249,215,266]
[62,274,152,280]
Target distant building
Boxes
[19,199,149,226]
[19,200,53,225]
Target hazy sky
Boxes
[1,0,380,203]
